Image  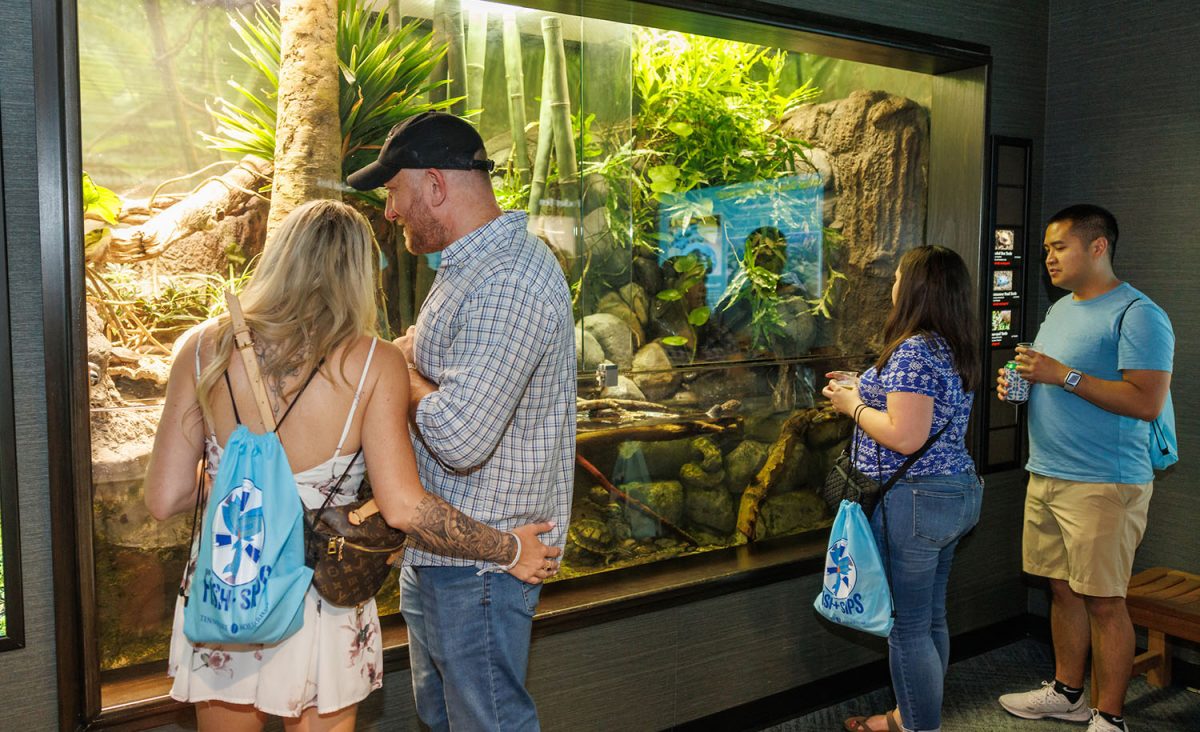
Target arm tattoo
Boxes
[408,493,517,564]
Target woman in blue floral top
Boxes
[824,245,983,732]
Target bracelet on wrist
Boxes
[499,531,521,572]
[853,403,868,425]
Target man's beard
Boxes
[401,200,448,255]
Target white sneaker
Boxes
[1087,709,1128,732]
[998,680,1092,722]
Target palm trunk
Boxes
[465,9,488,124]
[268,0,342,240]
[502,13,531,185]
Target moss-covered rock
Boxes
[726,440,770,493]
[685,483,736,535]
[680,463,725,491]
[754,490,826,540]
[624,480,684,540]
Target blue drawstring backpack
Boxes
[814,500,894,637]
[1116,299,1178,471]
[182,291,313,645]
[1149,390,1178,471]
[183,426,312,644]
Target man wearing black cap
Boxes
[348,112,575,731]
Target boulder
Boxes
[685,483,736,535]
[581,313,635,369]
[624,480,684,540]
[726,440,770,493]
[601,375,646,401]
[680,463,725,491]
[753,490,826,540]
[631,341,681,400]
[575,326,605,370]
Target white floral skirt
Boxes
[168,585,383,717]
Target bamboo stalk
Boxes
[143,0,199,171]
[465,8,488,125]
[501,13,531,185]
[541,16,579,213]
[433,0,467,115]
[387,0,401,29]
[528,37,553,216]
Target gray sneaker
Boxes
[998,680,1092,722]
[1087,709,1127,732]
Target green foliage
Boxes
[588,30,822,353]
[204,0,452,178]
[83,172,122,260]
[592,29,820,256]
[719,238,787,351]
[94,261,256,352]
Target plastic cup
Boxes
[829,370,859,390]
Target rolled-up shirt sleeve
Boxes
[414,277,553,471]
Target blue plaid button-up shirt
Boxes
[405,212,576,569]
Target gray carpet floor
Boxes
[761,638,1200,731]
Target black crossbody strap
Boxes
[880,419,952,493]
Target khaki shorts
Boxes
[1023,473,1153,598]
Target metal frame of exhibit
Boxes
[977,135,1033,473]
[0,86,27,654]
[36,1,991,728]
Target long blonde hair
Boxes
[195,199,380,424]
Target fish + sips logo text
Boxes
[200,479,274,632]
[821,537,865,616]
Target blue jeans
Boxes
[400,566,543,731]
[871,472,983,732]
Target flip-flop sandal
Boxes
[886,708,903,732]
[843,717,871,732]
[843,712,899,732]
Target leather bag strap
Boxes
[224,289,277,432]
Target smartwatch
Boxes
[1063,369,1083,393]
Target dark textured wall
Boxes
[0,0,62,729]
[1043,2,1200,575]
[0,0,1052,729]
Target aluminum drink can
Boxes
[1004,360,1030,403]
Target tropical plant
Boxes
[204,0,453,180]
[82,172,122,261]
[588,29,826,354]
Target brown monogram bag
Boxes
[304,452,407,607]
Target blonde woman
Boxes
[144,200,561,732]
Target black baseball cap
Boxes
[346,112,496,191]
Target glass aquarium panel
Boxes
[79,0,938,672]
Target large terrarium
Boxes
[77,0,984,690]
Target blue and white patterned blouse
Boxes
[406,212,576,570]
[853,333,976,479]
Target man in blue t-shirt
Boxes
[995,205,1174,732]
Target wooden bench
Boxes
[1090,566,1200,707]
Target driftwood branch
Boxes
[736,411,814,540]
[105,156,271,264]
[576,454,701,546]
[577,398,680,413]
[576,419,740,450]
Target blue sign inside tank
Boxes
[656,174,824,310]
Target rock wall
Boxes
[783,89,929,354]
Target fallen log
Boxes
[105,155,271,263]
[735,410,814,541]
[576,418,740,450]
